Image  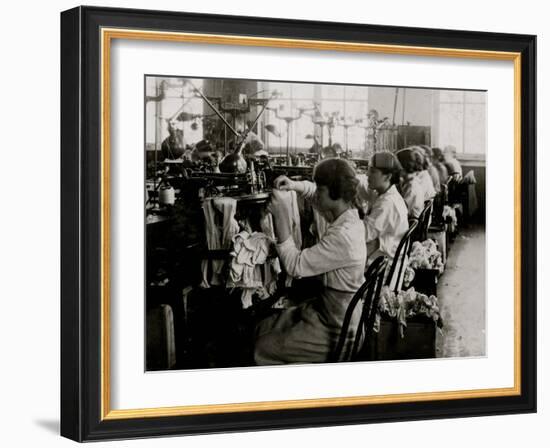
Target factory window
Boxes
[263,82,369,154]
[145,77,204,150]
[317,84,370,154]
[262,82,315,155]
[435,90,486,155]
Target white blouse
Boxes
[400,173,425,219]
[276,181,367,294]
[364,184,409,263]
[418,170,436,200]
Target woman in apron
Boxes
[254,158,367,365]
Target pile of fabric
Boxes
[408,239,445,274]
[200,192,304,309]
[375,286,443,337]
[226,230,281,309]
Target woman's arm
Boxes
[273,175,316,200]
[271,207,292,245]
[276,227,360,278]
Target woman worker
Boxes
[418,145,441,194]
[412,146,437,200]
[431,147,449,187]
[443,145,463,181]
[362,152,409,268]
[396,148,425,219]
[254,158,367,365]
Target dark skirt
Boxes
[254,289,359,365]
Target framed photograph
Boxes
[60,5,536,442]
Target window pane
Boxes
[464,104,487,154]
[290,83,315,98]
[322,85,345,100]
[464,91,486,104]
[439,90,464,103]
[145,77,204,148]
[344,85,368,101]
[264,81,374,152]
[438,102,464,152]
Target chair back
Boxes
[385,220,418,293]
[447,176,462,204]
[331,256,388,362]
[411,200,433,243]
[431,187,447,228]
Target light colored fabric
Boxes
[274,189,302,249]
[255,207,367,365]
[272,189,302,286]
[227,231,279,308]
[200,197,239,288]
[213,197,240,248]
[400,173,425,219]
[418,170,436,200]
[364,184,409,266]
[260,212,282,278]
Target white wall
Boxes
[0,1,546,447]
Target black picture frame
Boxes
[61,5,536,442]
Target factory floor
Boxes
[435,224,486,358]
[154,223,487,371]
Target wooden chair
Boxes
[385,220,418,294]
[330,256,388,362]
[411,200,433,244]
[430,186,447,229]
[428,187,449,264]
[446,176,462,204]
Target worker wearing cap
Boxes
[363,152,409,268]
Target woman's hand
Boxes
[273,175,296,191]
[268,189,291,218]
[364,187,379,206]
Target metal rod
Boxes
[286,122,290,161]
[236,94,275,152]
[392,87,399,125]
[190,83,240,137]
[402,88,406,125]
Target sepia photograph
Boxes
[58,5,537,441]
[144,75,486,370]
[145,76,486,370]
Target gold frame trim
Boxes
[100,28,522,421]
